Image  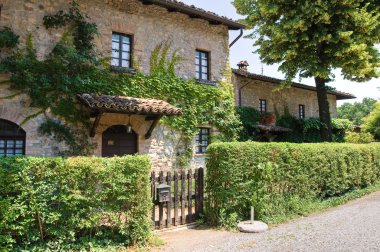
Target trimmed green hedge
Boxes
[206,142,380,225]
[0,156,152,251]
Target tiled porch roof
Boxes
[77,93,182,116]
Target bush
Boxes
[275,117,354,143]
[236,107,261,141]
[345,132,374,144]
[205,142,380,225]
[362,102,380,141]
[0,156,152,251]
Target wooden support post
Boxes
[181,170,186,225]
[174,171,179,226]
[145,116,162,139]
[158,171,164,229]
[90,112,102,137]
[199,168,204,215]
[151,171,156,229]
[167,172,172,228]
[194,169,199,218]
[188,169,193,222]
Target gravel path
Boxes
[153,190,380,252]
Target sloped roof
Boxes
[78,94,182,116]
[232,69,356,100]
[138,0,245,30]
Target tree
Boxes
[362,102,380,140]
[233,0,380,141]
[338,97,377,124]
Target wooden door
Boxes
[102,125,137,157]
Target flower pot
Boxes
[261,113,276,126]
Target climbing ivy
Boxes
[43,1,98,57]
[0,27,19,49]
[0,1,241,155]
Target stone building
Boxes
[232,62,355,119]
[0,0,244,170]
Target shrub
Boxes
[345,132,374,144]
[236,107,261,141]
[205,142,380,225]
[0,156,152,251]
[275,117,354,143]
[362,102,380,141]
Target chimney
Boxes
[237,60,249,71]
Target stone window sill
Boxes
[195,153,206,157]
[110,66,136,75]
[196,79,217,86]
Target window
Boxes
[0,119,26,157]
[259,99,267,113]
[299,104,305,119]
[195,50,209,80]
[195,128,210,154]
[111,33,132,68]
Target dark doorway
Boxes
[102,125,138,157]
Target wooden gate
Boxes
[151,168,204,230]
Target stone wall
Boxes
[233,74,338,118]
[0,0,229,81]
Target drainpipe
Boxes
[238,82,250,107]
[229,28,243,48]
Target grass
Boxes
[265,182,380,225]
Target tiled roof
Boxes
[232,69,356,100]
[77,94,183,116]
[139,0,245,30]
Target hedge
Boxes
[205,142,380,225]
[0,156,152,251]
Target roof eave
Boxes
[140,0,245,30]
[335,94,357,100]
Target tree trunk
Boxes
[314,77,333,142]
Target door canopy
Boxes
[77,93,182,139]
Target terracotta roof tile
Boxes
[78,94,182,116]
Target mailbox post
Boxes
[157,183,171,203]
[157,183,171,229]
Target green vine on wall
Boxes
[0,27,19,49]
[43,1,98,57]
[0,1,241,156]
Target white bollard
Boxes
[251,206,254,224]
[238,206,268,233]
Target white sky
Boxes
[181,0,380,105]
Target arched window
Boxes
[0,119,26,157]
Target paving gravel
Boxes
[154,190,380,252]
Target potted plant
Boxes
[260,112,276,126]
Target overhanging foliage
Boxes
[233,0,380,141]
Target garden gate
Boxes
[151,168,204,230]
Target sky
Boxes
[181,0,380,106]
